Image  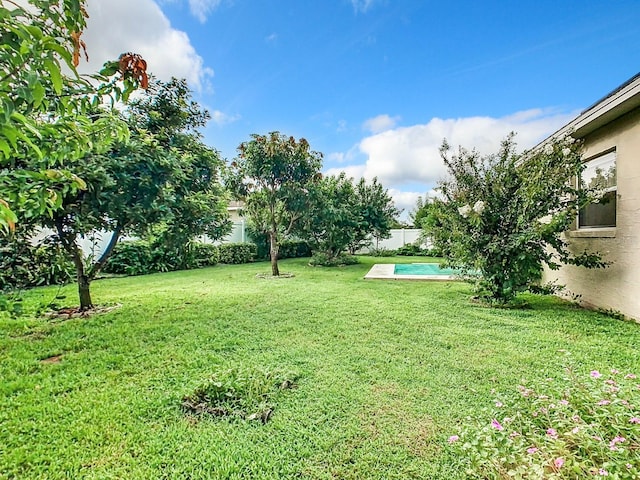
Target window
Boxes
[578,150,616,228]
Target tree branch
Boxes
[89,223,123,281]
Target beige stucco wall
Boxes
[543,107,640,320]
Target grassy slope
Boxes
[1,256,639,479]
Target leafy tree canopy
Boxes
[227,132,323,276]
[297,173,398,259]
[409,195,435,229]
[37,78,230,310]
[0,0,147,234]
[424,134,607,305]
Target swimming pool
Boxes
[393,263,460,276]
[364,263,462,281]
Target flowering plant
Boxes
[448,366,640,478]
[424,134,607,305]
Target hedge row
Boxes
[103,241,258,276]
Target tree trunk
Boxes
[77,273,93,311]
[55,219,94,311]
[269,230,280,276]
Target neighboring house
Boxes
[542,72,640,321]
[221,200,248,243]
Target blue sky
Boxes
[84,0,640,216]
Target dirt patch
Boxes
[45,304,122,320]
[255,273,295,279]
[40,354,63,364]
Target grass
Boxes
[1,256,639,479]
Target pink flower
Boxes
[491,419,503,431]
[605,379,616,385]
[547,428,558,439]
[627,464,633,470]
[629,417,640,424]
[527,447,538,454]
[510,431,521,438]
[554,457,565,469]
[599,468,608,476]
[624,373,637,379]
[571,427,580,434]
[448,435,459,443]
[495,401,503,407]
[609,436,625,450]
[518,385,533,397]
[559,399,569,406]
[611,369,619,374]
[597,400,611,406]
[591,370,602,378]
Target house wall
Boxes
[543,107,640,320]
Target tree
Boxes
[297,174,398,260]
[347,177,399,253]
[227,132,323,276]
[299,173,358,260]
[409,195,434,229]
[424,134,607,305]
[40,78,230,310]
[0,0,147,234]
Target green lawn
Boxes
[1,256,639,479]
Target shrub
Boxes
[104,240,220,275]
[368,248,397,257]
[103,240,154,276]
[190,243,219,268]
[425,135,607,305]
[309,253,359,267]
[448,365,640,478]
[0,235,74,290]
[395,243,437,257]
[278,239,311,259]
[217,243,256,264]
[249,233,311,261]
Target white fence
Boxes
[367,229,424,251]
[35,224,424,258]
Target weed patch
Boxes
[181,366,298,423]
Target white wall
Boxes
[361,229,426,252]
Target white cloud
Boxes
[324,164,366,180]
[81,0,213,91]
[265,33,278,43]
[327,152,346,163]
[188,0,222,23]
[388,189,422,218]
[332,109,577,191]
[363,114,400,133]
[210,110,240,125]
[350,0,378,13]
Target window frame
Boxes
[577,148,617,230]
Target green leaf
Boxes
[0,138,10,159]
[32,81,46,107]
[44,58,63,94]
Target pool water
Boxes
[393,263,460,276]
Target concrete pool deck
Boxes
[364,263,459,281]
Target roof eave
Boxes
[541,73,640,144]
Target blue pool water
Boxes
[393,263,460,276]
